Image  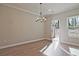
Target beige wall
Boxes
[0,5,44,46]
[44,16,52,39]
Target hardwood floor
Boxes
[1,38,79,56]
[0,39,51,56]
[42,37,79,56]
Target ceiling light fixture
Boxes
[35,3,47,23]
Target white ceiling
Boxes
[3,3,79,16]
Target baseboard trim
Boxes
[0,38,46,50]
[61,41,79,47]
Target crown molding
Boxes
[1,4,40,16]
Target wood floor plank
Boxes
[0,39,50,56]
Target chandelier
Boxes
[35,3,47,22]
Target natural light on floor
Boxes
[69,47,79,56]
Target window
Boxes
[55,20,59,29]
[68,16,79,29]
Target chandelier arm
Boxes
[35,3,46,22]
[40,3,43,18]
